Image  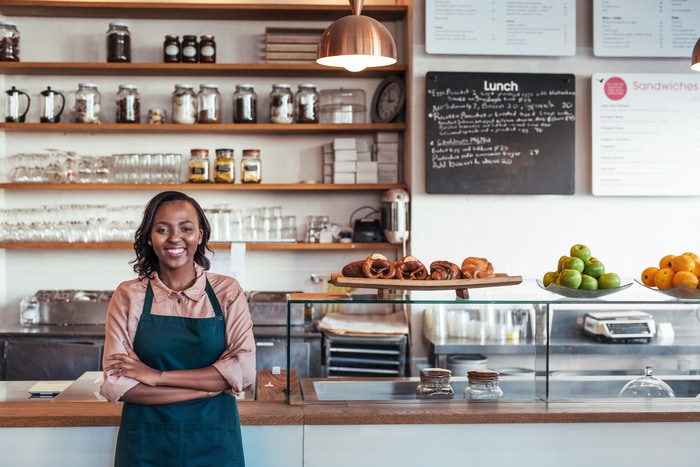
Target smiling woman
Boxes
[100,191,256,467]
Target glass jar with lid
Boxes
[214,148,235,183]
[171,84,197,124]
[74,82,102,124]
[416,368,454,399]
[199,35,216,63]
[233,84,257,123]
[106,21,131,63]
[188,148,210,183]
[0,21,20,62]
[163,35,180,63]
[196,84,222,123]
[116,84,140,123]
[464,370,503,400]
[240,149,262,183]
[295,83,320,123]
[181,35,198,63]
[269,84,294,124]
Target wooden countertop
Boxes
[3,398,700,428]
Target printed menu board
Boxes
[425,71,576,195]
[593,0,700,57]
[426,0,575,56]
[591,73,700,196]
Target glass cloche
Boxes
[618,366,675,398]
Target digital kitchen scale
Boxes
[583,311,656,343]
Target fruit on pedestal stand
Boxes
[543,244,621,291]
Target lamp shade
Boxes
[317,9,397,72]
[692,37,700,71]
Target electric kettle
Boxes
[5,86,30,122]
[39,86,65,123]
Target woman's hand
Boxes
[105,340,162,387]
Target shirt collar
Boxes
[147,263,207,303]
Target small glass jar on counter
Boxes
[116,84,140,123]
[188,148,210,182]
[464,370,503,400]
[233,84,257,123]
[0,21,20,62]
[196,83,222,123]
[416,368,454,399]
[163,35,181,62]
[269,84,294,124]
[199,34,216,63]
[74,82,102,124]
[181,35,198,63]
[214,148,235,183]
[106,21,131,63]
[240,149,262,183]
[19,295,39,327]
[171,84,197,124]
[295,83,320,123]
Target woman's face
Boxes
[150,200,203,273]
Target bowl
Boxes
[536,279,632,298]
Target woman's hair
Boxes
[130,191,212,278]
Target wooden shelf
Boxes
[0,122,406,133]
[0,182,407,191]
[0,241,399,251]
[0,62,408,78]
[0,1,408,22]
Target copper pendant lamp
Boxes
[317,0,398,72]
[692,38,700,71]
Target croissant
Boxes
[395,255,429,280]
[362,253,397,279]
[429,260,462,280]
[461,257,495,279]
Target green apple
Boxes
[580,274,599,291]
[583,260,605,278]
[570,244,592,263]
[598,272,621,289]
[557,269,582,289]
[560,256,585,273]
[542,271,558,287]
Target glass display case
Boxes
[285,289,700,404]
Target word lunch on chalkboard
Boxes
[425,71,576,194]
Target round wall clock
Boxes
[371,75,406,123]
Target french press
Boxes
[39,86,65,123]
[5,86,30,122]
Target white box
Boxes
[355,161,378,173]
[333,161,356,172]
[356,171,378,183]
[333,172,356,184]
[334,149,358,161]
[375,132,399,143]
[378,163,399,183]
[356,140,370,152]
[333,137,357,150]
[357,150,372,161]
[375,147,399,163]
[375,142,399,152]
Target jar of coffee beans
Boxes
[106,22,131,63]
[0,22,20,62]
[116,84,140,123]
[295,84,319,123]
[74,82,102,124]
[233,84,257,123]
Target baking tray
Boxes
[330,273,522,299]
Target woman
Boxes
[100,191,255,467]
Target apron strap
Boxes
[144,277,224,320]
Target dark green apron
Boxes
[115,280,245,467]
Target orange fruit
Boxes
[654,268,675,290]
[671,254,696,274]
[694,261,700,278]
[682,252,700,262]
[641,266,659,287]
[672,270,699,289]
[659,254,675,269]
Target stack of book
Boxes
[263,28,323,63]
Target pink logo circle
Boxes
[604,77,627,101]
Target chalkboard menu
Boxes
[425,72,576,194]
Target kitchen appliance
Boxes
[5,85,30,122]
[380,188,409,245]
[39,86,66,123]
[35,289,113,325]
[583,310,656,343]
[352,218,383,243]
